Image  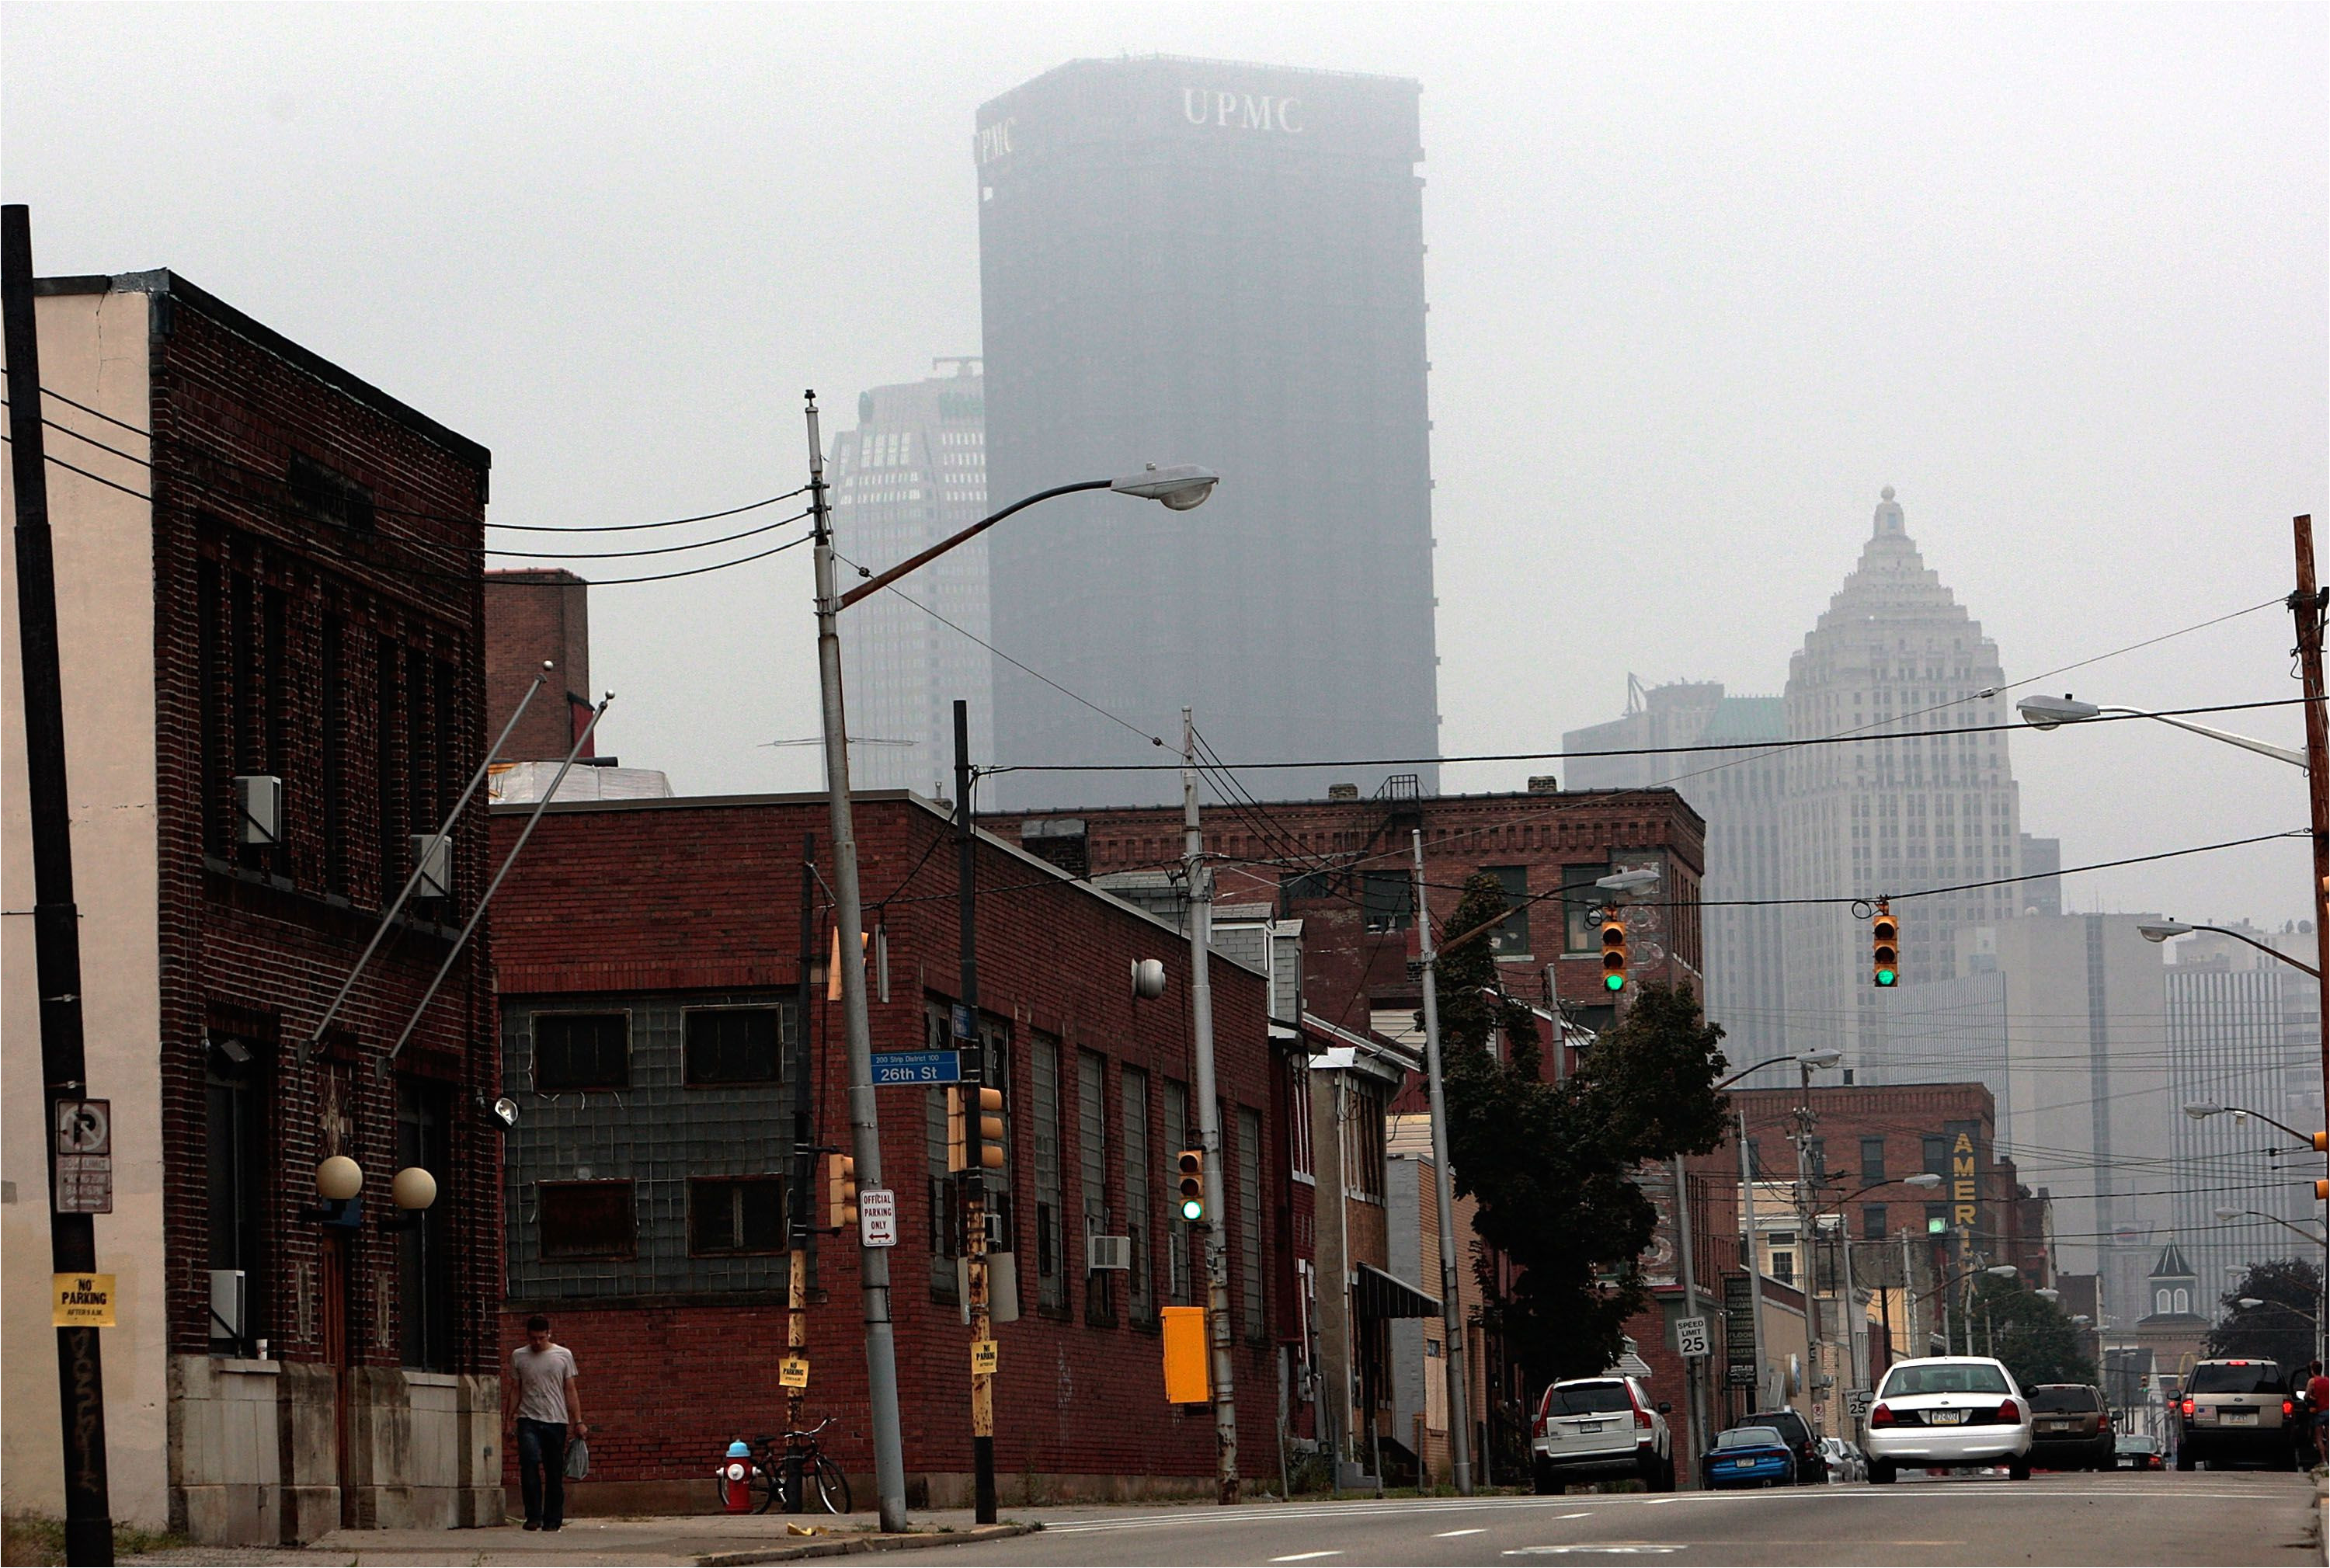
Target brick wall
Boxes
[482,570,590,762]
[489,793,1283,1495]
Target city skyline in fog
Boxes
[5,3,2324,930]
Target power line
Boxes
[483,508,810,560]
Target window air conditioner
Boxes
[1087,1234,1132,1273]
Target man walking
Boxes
[2305,1360,2327,1468]
[512,1314,588,1531]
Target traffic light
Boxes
[972,1086,1005,1172]
[1871,901,1900,989]
[2316,1179,2328,1202]
[2314,1131,2328,1153]
[826,1152,857,1230]
[1177,1149,1206,1222]
[1599,916,1629,993]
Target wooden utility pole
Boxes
[955,700,999,1525]
[4,203,115,1566]
[2290,516,2328,1234]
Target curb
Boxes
[697,1521,1042,1566]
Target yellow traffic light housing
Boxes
[1872,901,1900,989]
[1599,916,1629,993]
[826,1152,857,1230]
[1177,1149,1206,1222]
[973,1086,1005,1171]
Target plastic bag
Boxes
[564,1434,590,1479]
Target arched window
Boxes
[2156,1289,2170,1314]
[2175,1288,2189,1315]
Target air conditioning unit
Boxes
[233,775,282,846]
[1087,1234,1132,1273]
[409,833,452,899]
[208,1269,246,1344]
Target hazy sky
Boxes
[7,3,2324,927]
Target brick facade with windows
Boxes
[489,791,1281,1509]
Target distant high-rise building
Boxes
[1782,488,2026,1077]
[829,362,991,798]
[1564,678,1789,1067]
[975,57,1438,808]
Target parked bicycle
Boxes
[747,1416,853,1514]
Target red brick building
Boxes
[481,568,594,763]
[4,269,502,1542]
[488,791,1282,1510]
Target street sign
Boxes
[951,1003,975,1041]
[1675,1315,1710,1359]
[53,1098,112,1215]
[1847,1388,1873,1420]
[778,1356,809,1389]
[1722,1272,1758,1388]
[971,1339,999,1375]
[871,1050,964,1086]
[53,1273,116,1328]
[858,1187,897,1248]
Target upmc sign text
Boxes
[1181,89,1305,134]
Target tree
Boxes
[1435,871,1730,1384]
[1953,1273,2096,1389]
[2207,1258,2322,1378]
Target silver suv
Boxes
[2175,1359,2303,1471]
[1529,1375,1675,1492]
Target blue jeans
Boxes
[516,1418,567,1527]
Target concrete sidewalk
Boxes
[123,1511,1039,1567]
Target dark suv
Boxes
[2176,1359,2303,1471]
[2027,1384,2113,1470]
[1744,1408,1824,1484]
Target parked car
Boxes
[1743,1407,1824,1484]
[2175,1358,2304,1471]
[1864,1356,2035,1484]
[1530,1375,1674,1492]
[1705,1425,1796,1490]
[1817,1435,1866,1482]
[2027,1383,2115,1470]
[2113,1432,2164,1471]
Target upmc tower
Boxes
[975,57,1439,809]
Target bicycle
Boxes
[747,1416,853,1514]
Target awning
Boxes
[1354,1261,1441,1321]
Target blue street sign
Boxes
[951,1004,975,1041]
[871,1050,965,1086]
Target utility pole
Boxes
[1737,1106,1770,1409]
[1181,709,1239,1504]
[1410,829,1473,1494]
[1901,1230,1918,1357]
[1670,1155,1706,1485]
[805,393,909,1531]
[5,201,115,1568]
[785,832,816,1512]
[2290,516,2329,1220]
[1838,1226,1861,1422]
[955,700,998,1525]
[1791,1060,1824,1425]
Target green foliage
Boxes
[1435,873,1730,1383]
[1952,1274,2097,1388]
[2207,1257,2322,1377]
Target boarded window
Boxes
[689,1177,786,1255]
[539,1181,635,1260]
[534,1013,629,1091]
[685,1007,780,1084]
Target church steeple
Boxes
[2146,1235,2200,1319]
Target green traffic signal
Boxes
[1179,1196,1205,1221]
[1875,967,1897,987]
[1604,972,1626,993]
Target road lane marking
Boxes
[1504,1548,1681,1556]
[1270,1554,1343,1563]
[1436,1528,1489,1537]
[1044,1498,1633,1534]
[1560,1513,1594,1519]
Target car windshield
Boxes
[1745,1411,1804,1439]
[2114,1435,2151,1451]
[2029,1386,2100,1413]
[1717,1427,1784,1450]
[1549,1382,1633,1416]
[2189,1363,2285,1395]
[1879,1363,2011,1398]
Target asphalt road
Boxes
[917,1472,2324,1567]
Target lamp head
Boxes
[2036,1288,2060,1302]
[2139,920,2193,944]
[490,1096,520,1130]
[1799,1048,1844,1069]
[1111,463,1218,510]
[2072,1314,2092,1326]
[2182,1100,2224,1121]
[1986,1264,2019,1278]
[1595,867,1661,895]
[2213,1206,2241,1221]
[2238,1297,2264,1310]
[2016,694,2102,731]
[1904,1172,1943,1191]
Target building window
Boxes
[2174,1288,2189,1315]
[1165,1079,1192,1305]
[206,1034,270,1353]
[684,1007,781,1085]
[1288,1057,1313,1184]
[1237,1105,1265,1340]
[538,1181,635,1260]
[1122,1066,1153,1319]
[1486,865,1529,954]
[533,1013,629,1091]
[926,1080,960,1297]
[1361,870,1413,932]
[689,1177,786,1255]
[321,614,347,895]
[1344,1082,1386,1202]
[2156,1289,2170,1315]
[1032,1035,1065,1312]
[1859,1137,1886,1185]
[376,634,403,896]
[1861,1203,1887,1243]
[1079,1049,1113,1326]
[1925,1202,1949,1236]
[1564,862,1614,952]
[1921,1135,1948,1176]
[395,1079,454,1370]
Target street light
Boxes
[2182,1100,2326,1149]
[805,391,1216,1531]
[2014,693,2307,768]
[2140,920,2322,979]
[2235,1297,2318,1321]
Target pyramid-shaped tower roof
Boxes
[2151,1236,2196,1282]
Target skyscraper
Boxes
[975,57,1438,808]
[829,362,991,798]
[1782,488,2029,1077]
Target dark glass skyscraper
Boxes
[975,57,1438,808]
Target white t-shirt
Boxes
[512,1343,578,1424]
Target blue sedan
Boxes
[1703,1425,1798,1489]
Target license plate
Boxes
[2041,1420,2071,1432]
[2224,1411,2257,1426]
[1929,1410,1967,1425]
[1577,1422,1604,1434]
[1730,1458,1757,1469]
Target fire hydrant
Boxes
[720,1440,754,1514]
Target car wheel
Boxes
[2008,1455,2032,1482]
[1533,1459,1556,1496]
[1866,1461,1895,1485]
[2174,1446,2196,1472]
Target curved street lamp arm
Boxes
[2217,1104,2321,1146]
[1718,1054,1806,1090]
[2099,706,2309,770]
[2226,1209,2330,1246]
[2183,923,2323,979]
[838,478,1112,611]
